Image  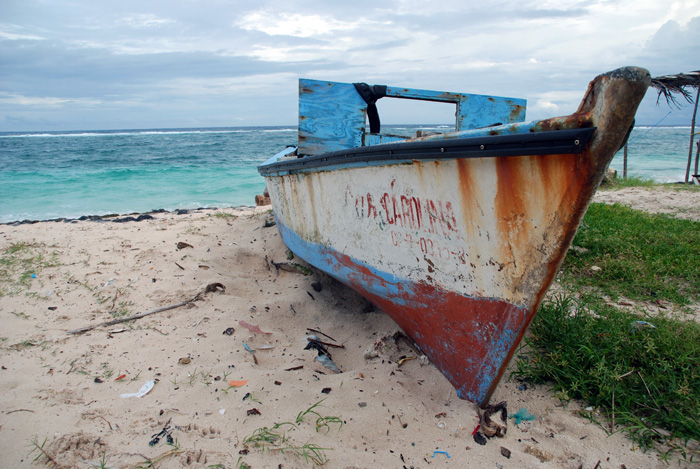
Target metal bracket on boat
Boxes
[353,83,388,134]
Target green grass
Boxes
[562,203,700,305]
[243,400,341,466]
[515,202,700,460]
[0,242,60,297]
[514,295,700,450]
[601,175,657,189]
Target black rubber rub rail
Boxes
[259,127,596,175]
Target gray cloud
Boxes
[1,1,699,130]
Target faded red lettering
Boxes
[366,193,377,218]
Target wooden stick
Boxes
[66,283,224,335]
[67,300,193,335]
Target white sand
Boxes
[1,187,696,468]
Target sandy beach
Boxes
[1,186,697,468]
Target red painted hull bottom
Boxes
[278,220,530,406]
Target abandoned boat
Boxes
[258,67,651,406]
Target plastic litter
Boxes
[631,320,656,331]
[315,355,341,373]
[239,320,272,334]
[509,407,536,424]
[228,380,248,387]
[120,380,155,398]
[432,450,450,458]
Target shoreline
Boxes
[1,205,264,227]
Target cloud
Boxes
[116,14,176,29]
[1,1,699,130]
[638,17,700,74]
[0,92,101,107]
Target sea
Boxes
[0,125,696,224]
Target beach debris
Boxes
[223,327,235,336]
[432,450,450,459]
[315,355,341,373]
[500,446,511,459]
[358,402,367,408]
[94,377,103,383]
[398,356,417,366]
[305,334,343,372]
[120,380,156,398]
[174,262,185,270]
[263,214,276,227]
[247,408,261,416]
[176,242,193,250]
[480,401,508,437]
[631,320,656,331]
[257,345,275,350]
[307,291,315,300]
[525,445,553,462]
[239,320,271,334]
[509,407,536,424]
[437,420,446,429]
[115,374,126,381]
[271,261,313,276]
[178,357,191,365]
[67,282,226,335]
[284,365,304,371]
[274,380,281,385]
[205,282,225,293]
[228,380,248,388]
[473,431,487,445]
[307,328,335,340]
[219,408,226,416]
[286,249,294,260]
[149,421,174,446]
[243,342,258,364]
[321,387,332,394]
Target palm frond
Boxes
[650,71,700,107]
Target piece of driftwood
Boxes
[66,283,225,335]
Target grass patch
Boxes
[243,399,341,466]
[214,212,237,220]
[0,242,60,297]
[514,295,700,453]
[516,201,700,460]
[562,203,699,305]
[601,175,657,189]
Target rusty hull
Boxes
[259,67,651,406]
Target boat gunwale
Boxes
[258,127,595,176]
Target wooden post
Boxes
[685,88,699,183]
[623,144,628,179]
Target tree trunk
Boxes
[685,88,700,183]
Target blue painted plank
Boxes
[298,78,527,157]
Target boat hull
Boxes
[259,67,651,405]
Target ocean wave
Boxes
[0,127,298,138]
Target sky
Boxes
[1,0,699,132]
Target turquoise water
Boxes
[610,126,696,183]
[0,127,295,223]
[0,125,695,223]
